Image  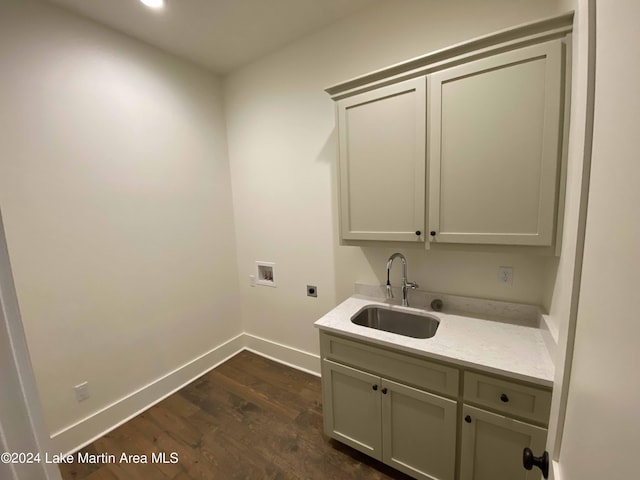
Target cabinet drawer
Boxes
[320,332,459,397]
[463,372,551,424]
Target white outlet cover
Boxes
[498,266,513,285]
[74,381,89,402]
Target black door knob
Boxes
[500,393,509,403]
[381,387,388,394]
[415,230,422,236]
[372,384,378,391]
[430,231,436,236]
[464,415,472,423]
[523,448,549,479]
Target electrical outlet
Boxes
[498,266,513,285]
[74,382,89,402]
[307,285,318,297]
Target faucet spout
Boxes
[386,253,418,307]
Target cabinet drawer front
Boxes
[464,372,551,424]
[321,333,459,397]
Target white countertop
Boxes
[314,295,555,388]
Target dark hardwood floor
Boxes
[59,350,413,480]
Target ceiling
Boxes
[47,0,378,74]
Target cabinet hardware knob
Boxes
[464,415,472,423]
[415,230,421,236]
[430,231,436,236]
[522,448,549,479]
[500,393,509,403]
[381,388,388,394]
[372,384,378,391]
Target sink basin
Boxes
[351,306,439,339]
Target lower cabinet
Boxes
[459,405,547,480]
[322,359,457,480]
[319,332,552,480]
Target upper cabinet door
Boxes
[428,41,564,246]
[338,78,426,242]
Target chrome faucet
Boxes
[386,253,418,307]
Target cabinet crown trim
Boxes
[325,12,573,99]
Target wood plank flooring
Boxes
[59,351,413,480]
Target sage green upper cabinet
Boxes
[337,78,426,242]
[428,40,564,246]
[328,15,572,248]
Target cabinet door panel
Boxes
[382,379,456,480]
[338,78,426,241]
[460,405,547,480]
[321,359,382,459]
[429,41,563,245]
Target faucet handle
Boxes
[406,281,418,290]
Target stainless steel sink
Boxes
[351,306,439,339]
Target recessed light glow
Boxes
[140,0,164,9]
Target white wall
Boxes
[0,0,241,452]
[558,1,640,477]
[224,0,567,356]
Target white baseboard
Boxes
[52,333,246,456]
[243,333,320,377]
[51,332,320,456]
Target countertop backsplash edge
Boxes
[353,283,542,327]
